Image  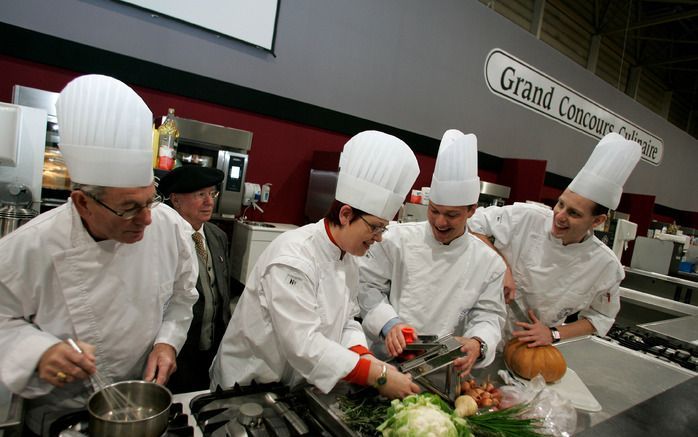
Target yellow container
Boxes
[151,125,159,169]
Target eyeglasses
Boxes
[81,190,162,220]
[192,190,220,201]
[359,215,388,235]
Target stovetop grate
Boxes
[190,382,339,436]
[606,324,698,371]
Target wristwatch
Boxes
[471,336,487,362]
[550,327,561,343]
[373,365,388,389]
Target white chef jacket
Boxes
[0,200,198,429]
[358,221,507,367]
[468,203,623,336]
[210,220,367,394]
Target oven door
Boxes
[217,150,248,218]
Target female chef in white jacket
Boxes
[210,131,421,398]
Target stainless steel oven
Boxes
[167,116,252,218]
[11,85,69,212]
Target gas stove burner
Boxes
[190,382,334,436]
[48,402,194,437]
[607,325,698,371]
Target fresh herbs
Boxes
[337,394,390,436]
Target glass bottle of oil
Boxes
[156,108,179,171]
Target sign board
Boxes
[119,0,279,52]
[485,49,663,165]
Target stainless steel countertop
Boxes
[173,336,696,436]
[625,267,698,289]
[472,335,696,434]
[638,315,698,345]
[619,287,698,316]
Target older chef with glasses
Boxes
[210,131,422,399]
[358,130,507,376]
[0,75,198,435]
[157,165,233,393]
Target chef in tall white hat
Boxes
[469,132,642,346]
[358,130,507,377]
[211,130,422,398]
[0,74,198,434]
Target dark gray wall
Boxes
[2,0,696,210]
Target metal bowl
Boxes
[87,380,172,437]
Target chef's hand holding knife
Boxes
[38,339,96,387]
[512,309,554,347]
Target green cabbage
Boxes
[376,393,472,437]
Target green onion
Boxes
[467,403,546,437]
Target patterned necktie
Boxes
[192,232,207,263]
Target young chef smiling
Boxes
[358,130,507,377]
[469,132,642,346]
[210,131,422,399]
[0,75,198,435]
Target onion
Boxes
[454,395,479,417]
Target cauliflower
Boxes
[377,394,471,437]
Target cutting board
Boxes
[516,367,602,412]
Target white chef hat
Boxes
[568,133,642,210]
[56,74,154,188]
[430,130,480,206]
[336,131,419,220]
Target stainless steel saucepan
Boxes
[87,380,172,437]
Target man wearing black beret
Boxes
[158,165,233,393]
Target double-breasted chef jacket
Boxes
[0,200,198,430]
[358,221,506,366]
[469,202,623,336]
[210,219,368,394]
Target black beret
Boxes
[158,165,224,197]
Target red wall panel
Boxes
[1,55,442,225]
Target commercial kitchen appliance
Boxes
[163,116,252,219]
[630,236,676,275]
[230,221,298,285]
[477,181,511,207]
[12,85,255,218]
[304,151,340,223]
[654,232,692,275]
[0,102,46,213]
[611,218,637,261]
[11,85,69,212]
[393,334,464,401]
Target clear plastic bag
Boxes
[497,372,577,437]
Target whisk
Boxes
[67,338,142,421]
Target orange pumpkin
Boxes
[504,338,567,383]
